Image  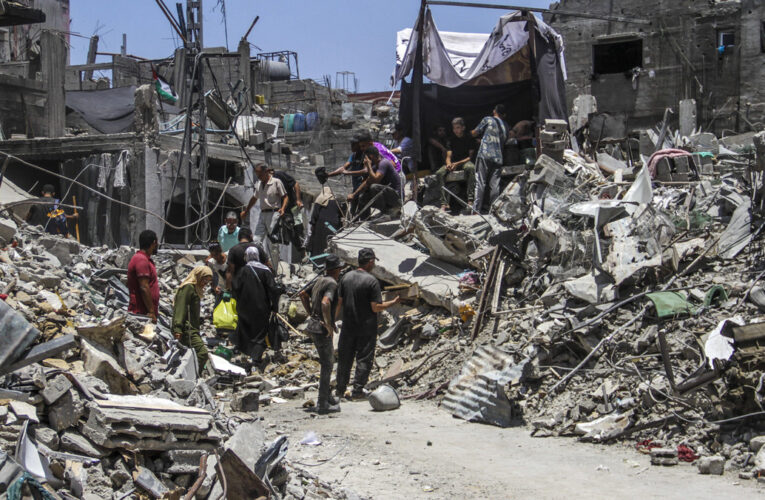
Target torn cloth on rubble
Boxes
[646,286,728,318]
[646,149,692,179]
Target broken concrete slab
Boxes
[60,432,108,458]
[412,206,492,267]
[0,298,40,369]
[162,449,206,474]
[330,225,463,311]
[0,335,76,376]
[0,217,17,244]
[38,236,81,266]
[79,338,135,395]
[33,426,59,450]
[76,317,125,349]
[9,400,38,423]
[82,397,221,451]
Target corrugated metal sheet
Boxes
[442,345,527,428]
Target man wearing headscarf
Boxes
[231,245,282,370]
[172,266,213,370]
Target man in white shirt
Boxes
[241,163,288,265]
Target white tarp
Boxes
[392,9,565,88]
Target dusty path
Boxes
[264,397,761,500]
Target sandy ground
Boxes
[262,395,763,500]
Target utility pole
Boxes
[177,0,208,248]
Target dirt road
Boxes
[264,397,761,499]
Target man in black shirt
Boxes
[299,254,344,414]
[226,227,270,289]
[335,248,399,399]
[434,117,477,210]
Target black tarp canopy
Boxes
[393,8,568,169]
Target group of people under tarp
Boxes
[425,104,536,213]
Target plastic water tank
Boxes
[306,112,319,131]
[260,60,290,81]
[283,114,294,133]
[292,113,306,132]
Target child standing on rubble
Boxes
[172,266,213,372]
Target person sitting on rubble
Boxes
[241,163,289,266]
[127,230,160,324]
[217,211,240,253]
[327,135,365,188]
[299,254,344,414]
[471,104,509,213]
[26,183,79,236]
[335,248,400,400]
[391,122,417,201]
[357,130,402,173]
[435,117,477,211]
[172,266,213,371]
[511,119,535,150]
[205,242,227,310]
[427,124,449,172]
[231,245,282,371]
[346,146,402,220]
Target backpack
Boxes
[273,171,297,209]
[492,117,519,167]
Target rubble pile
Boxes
[0,220,358,499]
[315,127,765,479]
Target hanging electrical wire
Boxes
[0,151,232,232]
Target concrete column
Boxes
[40,30,65,138]
[679,99,697,137]
[144,146,164,238]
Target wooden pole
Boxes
[72,195,80,242]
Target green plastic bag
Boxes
[213,297,238,330]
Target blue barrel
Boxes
[306,112,319,131]
[293,112,306,132]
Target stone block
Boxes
[38,236,81,266]
[231,390,260,412]
[33,426,59,450]
[48,388,86,431]
[697,455,725,475]
[162,449,206,474]
[42,374,73,405]
[751,435,765,453]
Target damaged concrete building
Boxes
[0,1,390,249]
[547,0,765,135]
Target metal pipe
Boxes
[425,0,651,24]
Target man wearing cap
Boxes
[335,248,400,399]
[299,254,344,414]
[217,212,240,252]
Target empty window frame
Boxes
[592,39,643,75]
[718,30,735,49]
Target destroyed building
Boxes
[0,1,394,249]
[546,0,765,135]
[2,1,765,498]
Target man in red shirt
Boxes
[127,230,160,323]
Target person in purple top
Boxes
[346,146,402,220]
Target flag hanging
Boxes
[152,70,178,104]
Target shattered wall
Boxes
[546,0,765,134]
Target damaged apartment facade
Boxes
[0,0,376,249]
[546,0,765,134]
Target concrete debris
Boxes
[697,455,725,475]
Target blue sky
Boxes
[69,1,551,92]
